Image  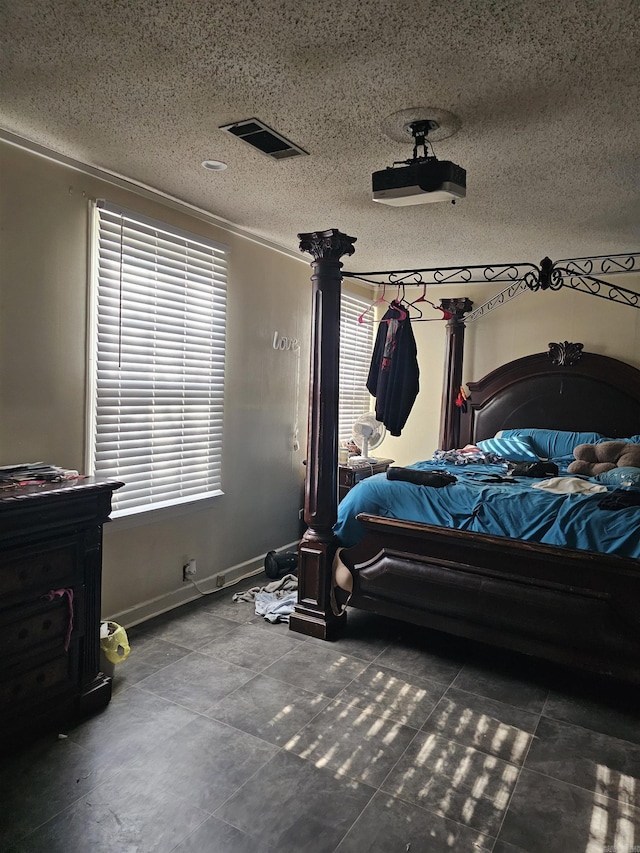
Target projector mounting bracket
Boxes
[409,120,438,161]
[390,120,440,168]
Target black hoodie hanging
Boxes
[366,300,419,436]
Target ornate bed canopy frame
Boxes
[343,251,640,319]
[344,245,640,451]
[290,229,640,649]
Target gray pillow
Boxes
[593,466,640,490]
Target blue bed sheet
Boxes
[333,460,640,559]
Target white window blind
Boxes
[88,201,228,516]
[339,292,375,443]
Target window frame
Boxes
[338,289,375,445]
[86,200,229,519]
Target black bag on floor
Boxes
[264,550,298,579]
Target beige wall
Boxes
[377,276,640,466]
[3,140,638,619]
[0,141,312,623]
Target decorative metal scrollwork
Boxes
[388,271,424,286]
[433,267,473,284]
[556,253,639,277]
[343,262,540,287]
[538,257,554,290]
[523,270,539,290]
[465,279,529,323]
[548,341,583,366]
[526,258,564,291]
[554,269,640,308]
[341,251,640,319]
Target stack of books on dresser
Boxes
[0,463,79,486]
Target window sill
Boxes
[104,490,224,532]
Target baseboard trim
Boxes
[105,540,299,628]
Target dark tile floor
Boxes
[3,575,640,853]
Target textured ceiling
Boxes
[2,0,639,272]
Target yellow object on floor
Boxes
[100,621,130,664]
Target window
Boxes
[88,201,228,517]
[339,291,375,444]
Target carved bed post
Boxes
[439,297,473,450]
[289,229,357,639]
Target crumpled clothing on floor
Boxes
[232,573,298,622]
[255,591,298,623]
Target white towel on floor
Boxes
[232,573,298,603]
[254,591,298,623]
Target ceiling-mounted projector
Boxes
[372,159,466,205]
[372,119,466,206]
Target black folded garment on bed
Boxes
[387,467,457,487]
[506,460,559,478]
[598,488,640,510]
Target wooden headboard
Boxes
[459,344,640,445]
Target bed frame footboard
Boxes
[340,514,640,684]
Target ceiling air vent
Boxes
[219,118,309,160]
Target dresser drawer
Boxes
[0,540,78,597]
[338,468,356,488]
[0,595,75,658]
[0,650,74,710]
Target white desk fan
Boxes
[350,413,386,462]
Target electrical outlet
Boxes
[215,574,225,588]
[183,559,197,582]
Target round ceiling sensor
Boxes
[380,107,461,144]
[201,159,228,171]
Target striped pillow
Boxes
[476,435,540,462]
[499,428,602,460]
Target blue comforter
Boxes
[333,461,640,559]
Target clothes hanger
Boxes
[387,298,408,321]
[358,282,390,324]
[405,299,423,319]
[377,283,409,321]
[356,285,409,324]
[397,283,423,319]
[408,282,452,320]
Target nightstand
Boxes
[338,458,394,501]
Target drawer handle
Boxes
[18,628,29,640]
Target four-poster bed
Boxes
[289,230,640,684]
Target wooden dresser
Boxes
[0,478,122,750]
